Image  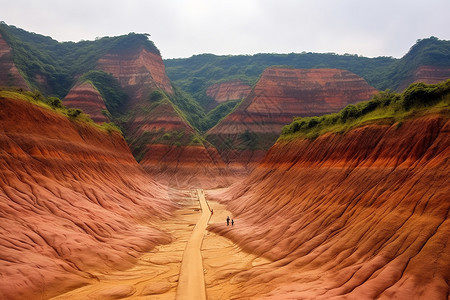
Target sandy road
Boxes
[49,189,268,299]
[175,189,211,300]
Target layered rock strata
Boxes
[206,80,251,104]
[209,113,450,299]
[96,46,173,105]
[0,95,176,299]
[207,67,378,171]
[0,33,29,89]
[63,81,109,123]
[96,46,229,187]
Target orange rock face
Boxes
[94,46,229,187]
[96,46,173,104]
[0,33,29,89]
[397,65,450,91]
[140,144,231,189]
[63,81,109,123]
[0,96,176,299]
[123,98,230,188]
[207,67,378,170]
[206,80,251,103]
[208,113,450,299]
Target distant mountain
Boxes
[1,22,449,180]
[0,22,226,187]
[165,36,450,109]
[206,67,378,171]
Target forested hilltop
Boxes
[0,22,159,97]
[1,21,449,136]
[165,37,450,108]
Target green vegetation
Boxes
[0,88,122,134]
[280,80,450,140]
[1,22,449,151]
[165,53,393,108]
[166,86,206,130]
[376,37,450,90]
[201,99,240,131]
[81,70,128,115]
[206,131,280,152]
[238,130,259,150]
[0,22,160,97]
[150,90,165,102]
[165,37,450,108]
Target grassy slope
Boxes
[0,89,121,134]
[280,80,450,141]
[0,23,160,98]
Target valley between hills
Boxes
[0,22,449,299]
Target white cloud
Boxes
[1,0,449,58]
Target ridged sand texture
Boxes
[0,96,177,300]
[209,113,450,299]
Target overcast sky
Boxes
[1,0,449,59]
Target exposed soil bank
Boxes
[209,113,450,299]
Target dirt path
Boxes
[50,189,269,299]
[175,189,211,300]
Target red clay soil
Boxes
[125,99,231,188]
[208,113,450,299]
[95,45,230,187]
[96,46,173,106]
[0,96,177,300]
[397,65,450,92]
[125,98,196,146]
[0,33,29,89]
[209,68,378,135]
[140,144,231,189]
[63,81,109,123]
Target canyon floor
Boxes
[50,189,270,300]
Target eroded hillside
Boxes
[207,67,378,171]
[0,92,177,299]
[208,82,450,299]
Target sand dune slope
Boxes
[209,113,450,299]
[0,96,176,299]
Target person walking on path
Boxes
[226,216,230,226]
[231,219,234,226]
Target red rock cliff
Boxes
[209,113,450,299]
[140,143,230,189]
[207,67,378,171]
[63,81,109,123]
[95,46,229,187]
[0,95,176,299]
[96,46,173,106]
[126,99,229,188]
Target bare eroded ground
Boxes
[51,189,269,300]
